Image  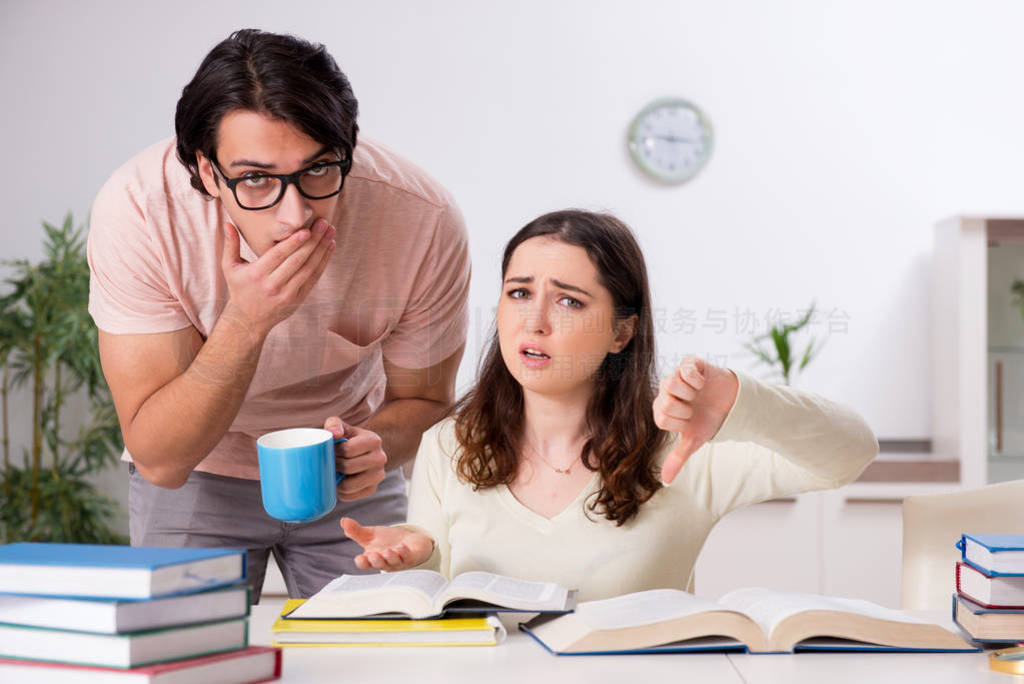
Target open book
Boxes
[521,587,977,654]
[285,570,577,620]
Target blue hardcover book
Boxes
[519,587,978,655]
[0,583,250,634]
[952,593,1024,644]
[958,534,1024,577]
[0,616,249,669]
[0,544,246,600]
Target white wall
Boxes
[3,1,1024,519]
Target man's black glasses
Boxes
[211,150,352,210]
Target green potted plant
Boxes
[744,303,821,386]
[0,214,125,543]
[1011,280,1024,320]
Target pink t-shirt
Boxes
[88,137,470,479]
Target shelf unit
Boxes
[932,216,1024,486]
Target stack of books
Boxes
[0,543,281,682]
[272,569,577,647]
[952,533,1024,644]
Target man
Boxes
[87,29,469,601]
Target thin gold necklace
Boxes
[524,436,582,475]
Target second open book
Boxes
[285,570,577,620]
[521,587,977,654]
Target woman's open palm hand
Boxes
[340,517,434,571]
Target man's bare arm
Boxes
[100,220,335,488]
[324,344,465,501]
[100,314,264,488]
[370,343,465,470]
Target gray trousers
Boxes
[128,463,407,603]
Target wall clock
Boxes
[627,98,713,184]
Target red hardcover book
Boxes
[0,645,281,683]
[957,561,1024,609]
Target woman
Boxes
[341,210,877,601]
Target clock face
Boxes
[627,98,713,184]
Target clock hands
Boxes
[629,98,712,183]
[646,134,696,144]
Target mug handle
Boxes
[333,437,348,484]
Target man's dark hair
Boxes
[175,28,359,196]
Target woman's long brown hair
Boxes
[453,210,667,525]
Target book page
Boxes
[572,589,726,631]
[287,570,449,618]
[323,570,449,600]
[444,572,565,608]
[718,587,931,637]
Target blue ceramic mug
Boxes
[256,428,346,523]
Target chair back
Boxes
[902,479,1024,610]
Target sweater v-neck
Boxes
[496,471,602,531]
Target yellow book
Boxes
[271,599,506,647]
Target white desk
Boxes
[250,599,1006,684]
[727,651,1006,684]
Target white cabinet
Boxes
[819,489,902,607]
[695,493,820,601]
[932,216,1024,485]
[696,486,908,607]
